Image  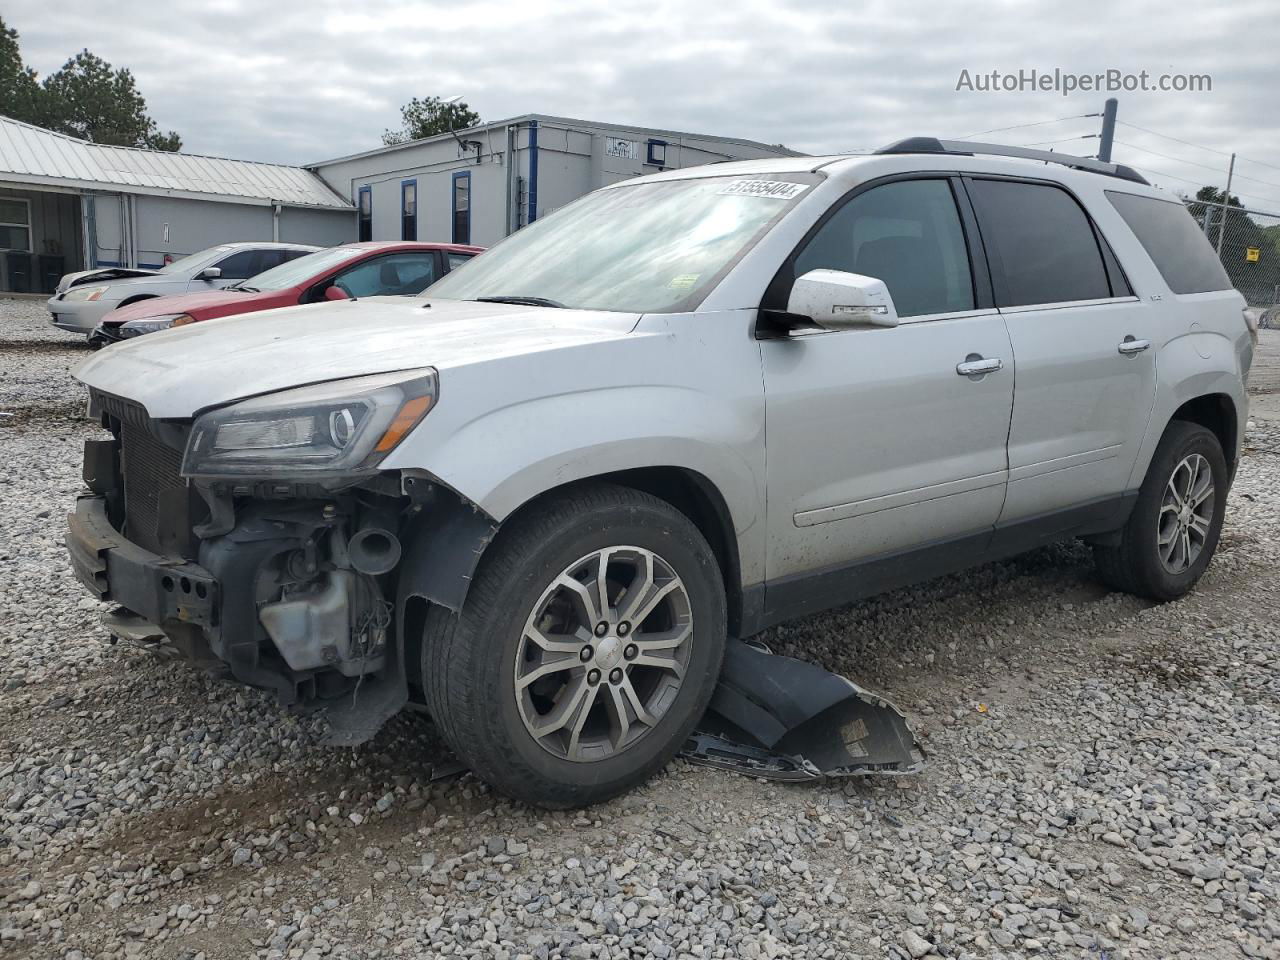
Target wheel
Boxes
[1093,421,1228,601]
[420,484,727,808]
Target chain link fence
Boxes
[1186,199,1280,325]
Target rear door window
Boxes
[1106,191,1233,294]
[791,178,975,318]
[967,179,1111,307]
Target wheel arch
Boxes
[397,466,750,694]
[1170,393,1239,475]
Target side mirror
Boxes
[323,284,352,302]
[196,266,222,281]
[786,269,899,331]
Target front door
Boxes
[963,177,1158,525]
[760,177,1014,620]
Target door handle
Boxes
[956,355,1003,377]
[1118,336,1151,355]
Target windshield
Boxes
[424,174,816,312]
[158,245,233,274]
[240,245,367,291]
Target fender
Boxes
[1125,330,1247,490]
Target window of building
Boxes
[1106,191,1232,295]
[401,180,417,241]
[452,172,471,245]
[0,198,32,251]
[792,179,975,318]
[646,139,667,167]
[358,185,372,242]
[966,179,1111,307]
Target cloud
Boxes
[6,0,1278,206]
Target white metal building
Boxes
[310,114,802,248]
[0,115,353,294]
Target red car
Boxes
[89,241,483,346]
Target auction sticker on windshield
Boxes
[718,180,809,200]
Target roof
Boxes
[309,113,805,167]
[0,114,351,210]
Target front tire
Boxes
[420,484,727,809]
[1093,421,1228,601]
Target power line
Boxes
[1114,139,1280,194]
[1115,119,1280,175]
[960,114,1094,139]
[1016,134,1097,148]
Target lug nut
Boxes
[594,621,609,637]
[609,667,623,684]
[587,668,601,685]
[579,645,593,662]
[624,643,638,660]
[617,621,631,636]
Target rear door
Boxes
[964,177,1157,528]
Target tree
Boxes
[382,96,480,146]
[42,51,181,151]
[0,16,44,126]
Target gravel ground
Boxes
[2,298,1278,960]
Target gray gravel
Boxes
[3,297,1279,960]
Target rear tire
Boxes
[1093,421,1227,601]
[420,484,726,809]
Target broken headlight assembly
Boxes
[181,368,438,479]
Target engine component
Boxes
[348,526,402,575]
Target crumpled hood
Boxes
[100,288,285,326]
[74,297,641,418]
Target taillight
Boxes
[1242,308,1259,347]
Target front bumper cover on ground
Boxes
[683,639,925,780]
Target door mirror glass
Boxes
[196,266,222,281]
[787,269,899,330]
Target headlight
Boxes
[119,315,184,338]
[64,285,110,302]
[182,368,438,479]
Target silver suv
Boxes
[68,139,1255,808]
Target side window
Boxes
[966,179,1110,307]
[256,249,295,273]
[447,252,472,271]
[452,172,471,245]
[332,253,438,297]
[792,178,974,318]
[401,181,417,241]
[213,250,258,280]
[358,186,372,242]
[1106,191,1232,295]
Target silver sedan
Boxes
[46,242,318,333]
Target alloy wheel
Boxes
[514,546,693,762]
[1157,453,1214,574]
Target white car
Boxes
[69,139,1253,808]
[46,242,318,334]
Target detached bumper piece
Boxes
[683,639,924,781]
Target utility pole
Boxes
[1097,98,1118,163]
[1216,153,1235,257]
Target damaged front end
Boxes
[67,383,495,745]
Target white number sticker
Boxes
[718,179,809,200]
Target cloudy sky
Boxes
[7,0,1280,207]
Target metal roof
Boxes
[0,114,351,210]
[309,113,805,167]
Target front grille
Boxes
[119,422,187,554]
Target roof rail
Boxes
[876,136,1150,185]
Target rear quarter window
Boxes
[1106,191,1233,295]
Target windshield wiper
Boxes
[473,295,565,308]
[233,285,259,293]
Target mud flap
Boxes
[682,639,925,780]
